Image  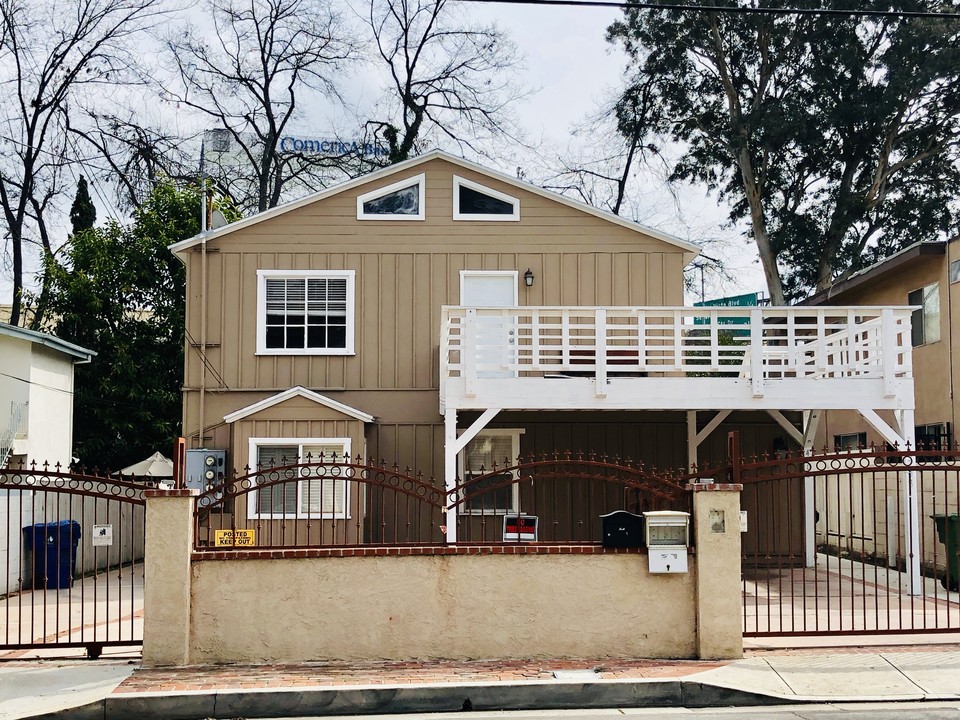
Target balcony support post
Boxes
[750,307,764,397]
[802,409,822,568]
[857,406,920,595]
[444,408,458,544]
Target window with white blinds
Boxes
[250,439,350,518]
[257,270,355,355]
[460,430,521,514]
[300,443,348,515]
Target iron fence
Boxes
[0,461,153,658]
[193,451,692,550]
[736,441,960,637]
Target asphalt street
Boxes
[269,704,960,720]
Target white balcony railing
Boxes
[440,306,914,409]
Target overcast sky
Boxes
[1,0,768,310]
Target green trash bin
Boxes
[931,514,960,591]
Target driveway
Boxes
[744,553,960,648]
[0,562,143,659]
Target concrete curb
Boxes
[28,679,794,720]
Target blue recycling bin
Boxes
[21,520,81,589]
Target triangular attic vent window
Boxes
[357,173,425,220]
[453,176,519,221]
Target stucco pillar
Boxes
[142,488,197,667]
[693,483,743,660]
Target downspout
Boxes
[198,183,207,448]
[948,243,956,436]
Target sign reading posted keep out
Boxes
[214,529,256,547]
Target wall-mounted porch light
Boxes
[523,268,534,287]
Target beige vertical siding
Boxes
[181,158,691,444]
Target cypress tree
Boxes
[69,176,97,234]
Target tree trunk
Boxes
[736,146,785,305]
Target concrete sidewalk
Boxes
[4,646,960,720]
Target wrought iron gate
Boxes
[738,444,960,637]
[1,463,148,658]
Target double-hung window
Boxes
[249,438,351,519]
[256,270,355,355]
[459,429,522,515]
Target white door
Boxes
[460,271,518,378]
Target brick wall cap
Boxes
[690,483,743,492]
[144,488,200,498]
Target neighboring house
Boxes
[0,323,94,593]
[170,150,916,546]
[806,240,957,450]
[805,239,958,565]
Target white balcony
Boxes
[439,306,915,413]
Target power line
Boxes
[0,371,74,396]
[453,0,960,19]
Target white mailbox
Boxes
[643,510,690,574]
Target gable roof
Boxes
[0,322,95,363]
[223,386,375,424]
[169,150,701,263]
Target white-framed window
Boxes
[256,270,355,355]
[950,259,960,284]
[356,173,425,220]
[247,437,351,520]
[908,282,940,347]
[459,429,523,515]
[453,175,520,221]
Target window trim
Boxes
[255,269,356,356]
[459,270,519,306]
[247,436,352,520]
[453,175,520,221]
[356,173,425,220]
[908,282,940,347]
[458,428,523,516]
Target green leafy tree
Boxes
[44,184,224,469]
[607,1,960,303]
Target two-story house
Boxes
[805,239,958,567]
[171,151,916,548]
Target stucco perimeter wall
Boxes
[189,553,696,663]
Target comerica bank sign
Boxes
[279,136,388,157]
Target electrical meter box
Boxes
[643,510,690,573]
[185,449,227,492]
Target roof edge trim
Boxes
[169,150,701,260]
[223,386,375,424]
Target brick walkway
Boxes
[114,657,726,693]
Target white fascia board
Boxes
[440,155,701,261]
[0,322,96,363]
[168,153,447,256]
[224,386,375,424]
[168,150,701,263]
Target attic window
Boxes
[453,176,519,221]
[356,173,425,220]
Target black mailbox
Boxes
[600,510,645,548]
